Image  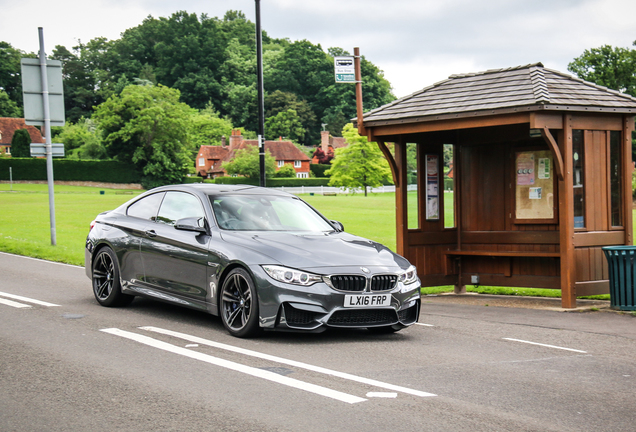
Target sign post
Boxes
[20,27,65,246]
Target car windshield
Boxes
[210,194,334,232]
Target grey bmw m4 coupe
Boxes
[85,184,421,337]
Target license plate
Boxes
[344,294,391,308]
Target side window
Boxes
[127,193,165,221]
[156,192,205,225]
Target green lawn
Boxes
[0,183,623,300]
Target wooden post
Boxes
[354,47,365,137]
[623,115,634,245]
[394,138,408,256]
[559,114,576,308]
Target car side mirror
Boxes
[175,217,208,234]
[330,220,344,232]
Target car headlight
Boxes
[397,265,418,285]
[262,265,322,286]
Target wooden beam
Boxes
[394,139,408,256]
[541,127,565,181]
[377,140,399,187]
[369,113,532,137]
[573,231,625,247]
[623,115,634,245]
[559,115,577,308]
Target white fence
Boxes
[270,184,418,195]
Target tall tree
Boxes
[93,84,193,188]
[568,42,636,97]
[0,89,21,117]
[0,41,27,109]
[326,123,392,196]
[264,109,306,142]
[10,129,31,158]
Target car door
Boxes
[139,191,211,306]
[117,192,165,285]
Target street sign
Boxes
[30,143,65,158]
[334,56,355,83]
[20,58,65,127]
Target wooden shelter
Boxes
[358,63,636,308]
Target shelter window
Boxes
[443,144,455,228]
[572,130,585,228]
[609,131,622,227]
[407,143,419,229]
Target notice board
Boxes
[515,150,556,222]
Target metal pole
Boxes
[38,27,56,245]
[354,47,365,137]
[9,167,12,191]
[255,0,266,187]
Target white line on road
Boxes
[101,328,366,404]
[0,291,60,307]
[0,297,32,308]
[140,326,437,398]
[415,323,435,327]
[503,338,587,353]
[0,251,83,269]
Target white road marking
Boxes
[140,326,437,398]
[503,338,587,353]
[0,291,60,307]
[367,392,398,398]
[101,328,366,404]
[415,322,434,327]
[0,297,32,308]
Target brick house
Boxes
[196,129,311,178]
[311,130,347,164]
[0,118,45,156]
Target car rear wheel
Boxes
[220,268,261,338]
[92,247,134,307]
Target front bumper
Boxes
[251,265,421,332]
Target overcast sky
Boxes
[2,0,635,98]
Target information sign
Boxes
[334,56,355,83]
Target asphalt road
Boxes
[1,252,635,432]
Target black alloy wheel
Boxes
[220,268,260,337]
[92,247,134,307]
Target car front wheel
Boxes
[92,247,134,307]
[220,268,261,338]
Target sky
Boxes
[2,0,635,98]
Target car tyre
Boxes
[92,247,134,307]
[220,268,261,338]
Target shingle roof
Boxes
[0,118,45,144]
[363,63,636,126]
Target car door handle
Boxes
[145,230,157,238]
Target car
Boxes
[85,184,421,337]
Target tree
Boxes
[265,90,317,144]
[0,89,21,117]
[57,118,108,160]
[223,144,276,178]
[265,109,306,142]
[568,43,636,97]
[274,163,297,178]
[10,129,31,158]
[326,123,392,196]
[0,41,26,109]
[93,84,193,188]
[189,106,235,149]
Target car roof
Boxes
[148,183,293,197]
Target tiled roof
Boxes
[0,118,45,144]
[363,63,636,126]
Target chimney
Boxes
[321,130,330,152]
[229,129,242,150]
[221,135,226,147]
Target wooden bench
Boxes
[443,250,560,276]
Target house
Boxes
[311,130,347,164]
[196,129,311,178]
[0,118,45,156]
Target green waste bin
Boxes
[602,246,636,311]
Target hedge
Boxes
[0,158,140,183]
[310,164,331,178]
[211,176,331,187]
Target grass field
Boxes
[0,183,622,300]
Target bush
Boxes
[0,158,141,183]
[310,164,331,178]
